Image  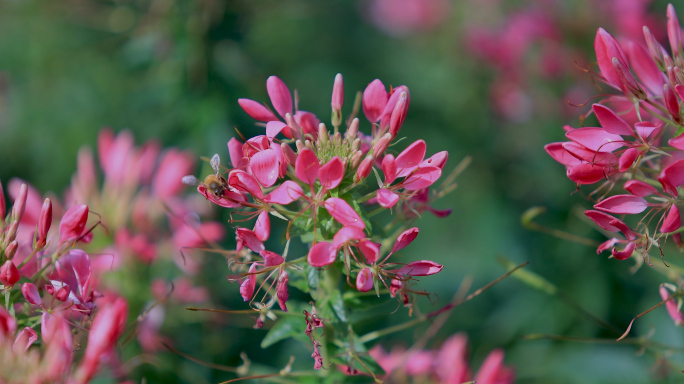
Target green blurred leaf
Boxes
[261,316,306,349]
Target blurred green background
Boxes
[1,0,683,383]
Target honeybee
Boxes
[182,154,228,199]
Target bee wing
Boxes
[181,175,200,186]
[210,154,221,175]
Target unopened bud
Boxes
[333,132,342,144]
[331,73,344,111]
[675,67,684,85]
[0,260,20,287]
[668,4,682,62]
[665,54,675,70]
[5,221,18,245]
[346,117,359,139]
[55,284,71,302]
[612,57,645,100]
[21,283,41,306]
[305,140,313,149]
[389,92,409,137]
[285,113,303,141]
[36,198,52,249]
[281,143,298,166]
[664,84,682,123]
[318,123,329,145]
[372,133,392,158]
[355,155,374,183]
[5,241,17,260]
[12,184,28,222]
[644,26,665,68]
[350,151,363,169]
[352,138,360,151]
[295,140,305,152]
[277,271,289,312]
[58,205,89,244]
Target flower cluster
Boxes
[184,74,457,373]
[547,4,684,264]
[0,180,128,383]
[369,333,514,384]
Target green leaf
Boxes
[305,264,320,300]
[261,316,306,348]
[328,290,348,322]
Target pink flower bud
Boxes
[595,28,629,89]
[331,73,344,111]
[668,4,682,61]
[13,327,37,353]
[5,220,18,244]
[277,271,289,311]
[5,240,17,260]
[612,57,645,100]
[0,260,20,287]
[356,268,374,292]
[281,142,298,166]
[389,92,409,137]
[396,260,443,277]
[355,155,374,183]
[660,285,684,325]
[285,113,303,140]
[59,204,89,243]
[665,84,682,123]
[0,308,17,340]
[372,133,392,158]
[346,118,359,139]
[37,198,52,249]
[11,183,28,222]
[362,79,388,123]
[240,263,257,302]
[55,284,71,302]
[22,283,42,305]
[643,26,665,67]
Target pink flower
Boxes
[58,204,89,243]
[0,260,20,287]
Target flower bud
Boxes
[594,28,629,89]
[12,183,28,222]
[350,151,363,170]
[13,327,37,353]
[318,123,329,145]
[5,221,18,246]
[0,308,17,339]
[281,143,298,166]
[5,241,17,260]
[355,155,374,183]
[668,4,682,62]
[36,198,52,249]
[389,92,409,137]
[55,284,71,302]
[331,73,344,127]
[277,271,289,312]
[0,261,20,287]
[295,140,305,152]
[22,283,41,305]
[345,119,358,141]
[372,133,392,158]
[285,113,303,141]
[612,57,645,100]
[58,204,89,243]
[356,268,374,292]
[664,84,682,123]
[644,26,665,67]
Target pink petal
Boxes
[0,308,16,339]
[295,148,320,186]
[358,240,380,264]
[396,260,443,276]
[307,242,337,267]
[382,154,397,184]
[473,349,515,384]
[266,121,289,138]
[324,198,365,229]
[661,204,681,233]
[658,159,684,196]
[332,226,366,250]
[545,142,581,166]
[260,250,284,267]
[562,142,613,164]
[668,4,682,60]
[594,195,648,214]
[264,181,303,204]
[608,219,637,241]
[618,148,639,172]
[277,271,289,311]
[235,228,265,252]
[319,157,344,191]
[625,42,666,96]
[669,133,684,150]
[198,185,245,208]
[660,285,684,325]
[435,333,471,384]
[13,327,38,353]
[294,111,320,137]
[594,28,629,89]
[254,211,270,242]
[396,140,427,177]
[565,128,624,152]
[250,149,280,188]
[592,104,633,136]
[59,204,89,243]
[240,264,257,301]
[402,166,442,190]
[356,268,374,292]
[228,170,264,199]
[567,163,606,184]
[597,238,620,254]
[381,85,410,123]
[362,79,388,123]
[22,283,41,306]
[634,121,662,141]
[420,151,448,170]
[238,98,278,122]
[391,227,419,254]
[612,242,636,260]
[377,188,400,208]
[624,180,657,197]
[266,76,292,118]
[389,91,409,137]
[56,249,92,295]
